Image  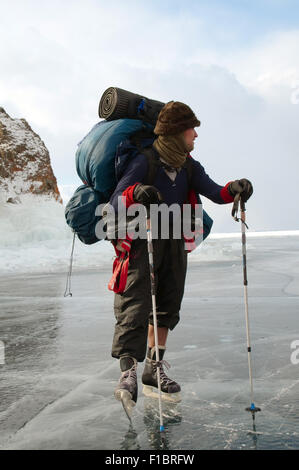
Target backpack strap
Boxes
[139,146,163,186]
[183,156,193,190]
[141,146,194,190]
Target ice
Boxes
[0,233,298,450]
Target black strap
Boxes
[183,157,193,189]
[141,146,162,185]
[140,146,194,190]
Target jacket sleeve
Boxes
[109,153,149,212]
[191,158,234,204]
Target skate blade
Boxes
[142,385,181,403]
[115,389,136,421]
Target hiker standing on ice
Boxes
[108,101,253,411]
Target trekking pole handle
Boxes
[240,199,246,213]
[232,193,241,220]
[232,195,248,227]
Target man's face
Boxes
[183,128,198,152]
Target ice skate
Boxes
[114,356,138,421]
[142,346,181,403]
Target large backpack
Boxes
[65,119,154,244]
[65,120,213,244]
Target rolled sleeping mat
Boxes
[99,87,165,125]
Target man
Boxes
[108,101,253,411]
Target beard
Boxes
[185,141,194,152]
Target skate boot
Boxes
[114,356,138,421]
[142,346,181,403]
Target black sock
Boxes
[120,356,135,371]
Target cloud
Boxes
[0,1,298,232]
[211,30,299,102]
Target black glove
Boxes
[133,184,162,207]
[228,178,253,202]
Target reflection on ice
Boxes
[142,399,182,451]
[120,425,141,451]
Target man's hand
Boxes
[228,179,253,202]
[133,184,163,207]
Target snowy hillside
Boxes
[0,193,115,274]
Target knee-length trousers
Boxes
[111,238,188,362]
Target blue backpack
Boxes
[65,119,153,244]
[65,118,213,244]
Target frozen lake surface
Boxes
[0,234,298,450]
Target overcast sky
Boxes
[1,0,299,232]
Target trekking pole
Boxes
[64,232,76,297]
[146,214,165,434]
[232,195,261,419]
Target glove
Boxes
[133,184,163,207]
[228,178,253,202]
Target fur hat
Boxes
[154,101,200,136]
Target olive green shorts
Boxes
[111,238,187,362]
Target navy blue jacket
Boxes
[110,147,233,211]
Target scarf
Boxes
[153,133,188,169]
